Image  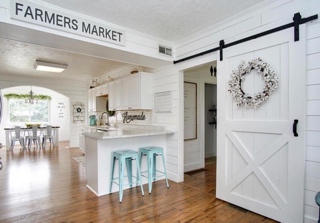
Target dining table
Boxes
[4,125,60,150]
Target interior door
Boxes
[216,26,306,223]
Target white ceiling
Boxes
[42,0,266,42]
[0,0,267,81]
[0,38,131,81]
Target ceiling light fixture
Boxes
[25,86,37,104]
[33,60,68,73]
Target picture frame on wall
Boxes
[184,82,197,140]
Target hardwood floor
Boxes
[0,143,277,222]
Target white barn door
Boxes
[216,27,306,223]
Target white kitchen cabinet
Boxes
[88,88,97,111]
[88,87,107,111]
[79,126,99,152]
[94,72,152,111]
[126,72,152,110]
[112,72,152,110]
[108,80,122,111]
[79,127,86,152]
[96,83,108,96]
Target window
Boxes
[9,99,49,123]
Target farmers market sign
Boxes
[11,0,126,46]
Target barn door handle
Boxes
[293,119,299,137]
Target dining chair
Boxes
[10,126,25,149]
[42,125,54,148]
[25,126,41,148]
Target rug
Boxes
[72,156,85,167]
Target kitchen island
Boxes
[83,125,173,196]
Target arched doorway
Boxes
[0,86,70,147]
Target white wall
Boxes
[0,73,87,148]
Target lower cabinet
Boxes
[79,127,86,152]
[79,126,97,152]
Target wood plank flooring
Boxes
[0,142,277,222]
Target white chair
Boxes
[10,126,25,149]
[25,126,41,148]
[42,125,54,148]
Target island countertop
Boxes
[83,127,174,140]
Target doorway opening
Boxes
[183,61,217,174]
[204,83,217,165]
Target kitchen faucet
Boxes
[100,112,109,125]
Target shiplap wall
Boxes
[152,69,181,181]
[0,73,87,148]
[305,20,320,223]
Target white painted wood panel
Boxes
[306,175,320,191]
[152,69,181,182]
[217,26,306,222]
[307,53,320,70]
[307,85,320,100]
[307,37,320,54]
[307,21,320,39]
[307,69,320,85]
[307,116,320,131]
[306,161,320,178]
[304,205,319,223]
[307,131,320,146]
[306,146,320,162]
[307,101,320,115]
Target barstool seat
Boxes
[139,146,169,194]
[109,149,144,202]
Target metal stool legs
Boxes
[109,150,144,203]
[139,146,169,194]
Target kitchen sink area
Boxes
[96,126,118,132]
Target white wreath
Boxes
[228,58,278,108]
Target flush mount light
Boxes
[33,60,68,73]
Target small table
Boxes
[4,126,60,150]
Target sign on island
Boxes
[11,0,126,46]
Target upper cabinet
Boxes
[88,84,108,112]
[110,72,152,110]
[96,84,108,96]
[88,72,152,111]
[88,87,97,111]
[122,72,152,110]
[108,79,122,111]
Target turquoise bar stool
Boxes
[139,146,169,194]
[316,191,320,223]
[109,149,144,203]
